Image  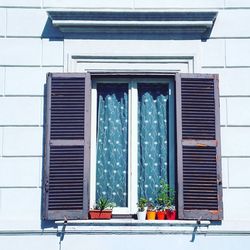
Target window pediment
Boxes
[48,10,217,40]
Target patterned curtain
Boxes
[138,84,169,202]
[96,84,128,207]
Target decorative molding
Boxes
[67,55,196,73]
[48,11,217,40]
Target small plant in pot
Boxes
[156,204,166,220]
[146,201,156,220]
[137,197,148,221]
[155,179,176,220]
[166,204,176,220]
[89,197,116,220]
[156,180,169,220]
[166,187,176,220]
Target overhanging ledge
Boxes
[54,219,211,235]
[47,10,218,40]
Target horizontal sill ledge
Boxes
[55,219,210,227]
[52,20,213,27]
[52,220,211,234]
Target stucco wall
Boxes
[0,0,250,249]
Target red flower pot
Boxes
[89,210,112,219]
[166,209,176,220]
[156,211,165,220]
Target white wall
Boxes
[0,0,64,230]
[1,234,250,250]
[0,0,250,248]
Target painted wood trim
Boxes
[175,73,184,219]
[177,73,223,221]
[83,72,92,219]
[43,73,89,221]
[43,73,52,220]
[214,74,223,220]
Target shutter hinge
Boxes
[45,181,49,192]
[169,89,172,96]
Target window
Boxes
[43,73,223,221]
[91,78,175,214]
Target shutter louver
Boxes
[50,77,85,140]
[181,78,216,140]
[176,73,223,220]
[44,73,91,220]
[48,145,84,210]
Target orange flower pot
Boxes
[156,211,165,220]
[147,211,156,220]
[89,210,112,219]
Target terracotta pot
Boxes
[89,210,112,219]
[147,211,156,220]
[156,211,165,220]
[166,209,176,220]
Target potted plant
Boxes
[165,186,176,220]
[155,179,168,220]
[146,201,156,220]
[156,206,166,220]
[155,180,176,220]
[89,197,116,220]
[166,204,176,220]
[155,204,166,220]
[137,197,148,221]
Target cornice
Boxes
[48,10,218,40]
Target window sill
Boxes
[55,219,210,226]
[55,219,210,235]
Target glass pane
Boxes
[138,83,169,202]
[96,83,128,207]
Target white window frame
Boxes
[90,77,175,214]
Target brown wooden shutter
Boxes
[43,73,91,220]
[176,73,223,220]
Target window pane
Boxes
[96,84,128,207]
[138,83,169,202]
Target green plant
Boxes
[146,201,155,211]
[156,179,175,211]
[95,197,116,211]
[166,187,175,210]
[156,180,168,211]
[137,197,148,212]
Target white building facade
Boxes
[0,1,250,249]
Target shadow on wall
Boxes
[40,83,57,230]
[42,18,64,40]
